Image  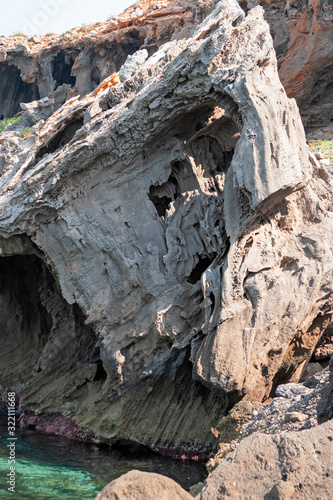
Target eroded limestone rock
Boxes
[200,420,333,499]
[0,0,218,118]
[0,0,332,456]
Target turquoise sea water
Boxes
[0,416,206,499]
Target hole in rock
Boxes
[184,113,240,193]
[310,322,333,363]
[91,66,101,87]
[232,15,243,27]
[0,63,40,119]
[36,116,84,158]
[149,173,181,218]
[149,160,200,218]
[52,52,76,89]
[210,292,216,315]
[0,250,103,396]
[187,256,216,285]
[0,254,53,385]
[191,136,235,175]
[94,358,108,382]
[112,439,159,456]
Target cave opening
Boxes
[91,66,101,88]
[0,63,40,119]
[0,254,53,386]
[149,171,181,218]
[0,250,105,397]
[187,255,216,285]
[186,115,240,187]
[36,116,84,159]
[52,52,76,89]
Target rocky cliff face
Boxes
[0,0,218,120]
[0,0,332,458]
[2,0,332,131]
[243,0,333,131]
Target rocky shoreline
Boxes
[0,0,333,497]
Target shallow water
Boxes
[0,416,206,499]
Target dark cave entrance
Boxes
[91,66,101,88]
[0,255,52,385]
[0,63,40,119]
[149,160,200,219]
[0,252,105,389]
[187,256,217,285]
[36,116,84,159]
[149,173,180,218]
[52,52,76,89]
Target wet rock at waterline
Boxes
[0,0,332,459]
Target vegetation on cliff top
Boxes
[0,116,21,132]
[309,139,333,159]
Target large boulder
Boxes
[200,420,333,499]
[95,470,192,500]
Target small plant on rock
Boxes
[309,139,333,160]
[0,116,22,133]
[21,127,32,139]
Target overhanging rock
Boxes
[0,0,331,455]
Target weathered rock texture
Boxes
[95,470,193,500]
[0,0,333,457]
[313,323,333,360]
[2,0,333,131]
[199,420,333,500]
[0,0,219,120]
[95,368,333,498]
[207,363,332,471]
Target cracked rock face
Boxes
[0,0,332,456]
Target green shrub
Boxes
[309,140,333,159]
[0,116,22,133]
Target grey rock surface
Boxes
[206,366,332,471]
[119,49,148,82]
[0,0,332,456]
[199,420,333,500]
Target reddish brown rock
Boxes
[253,0,333,130]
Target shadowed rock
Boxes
[0,0,332,457]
